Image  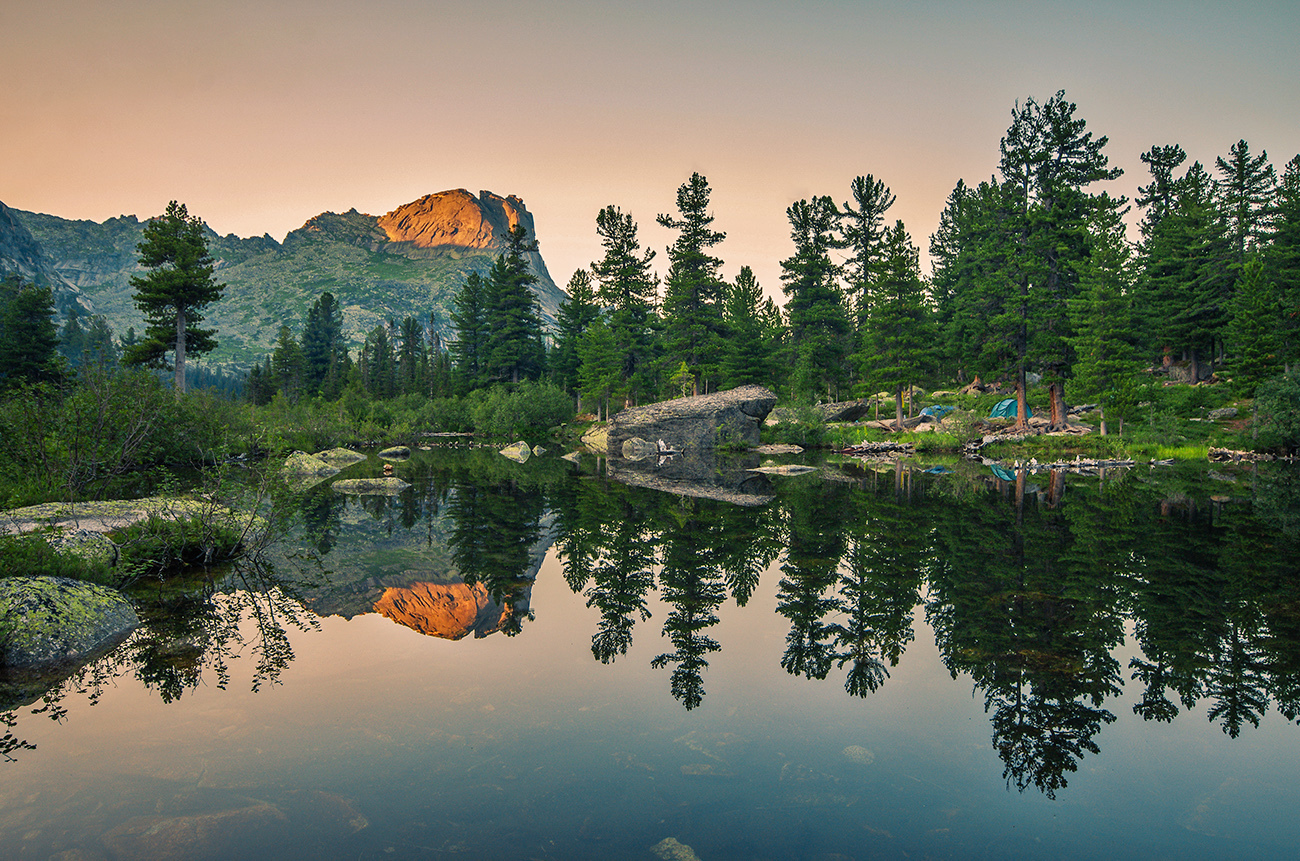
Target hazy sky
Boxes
[5,0,1297,301]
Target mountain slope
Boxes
[13,190,564,367]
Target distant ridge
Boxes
[9,190,564,366]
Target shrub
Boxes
[1254,373,1300,453]
[111,513,244,580]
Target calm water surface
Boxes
[3,449,1298,860]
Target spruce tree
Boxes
[450,271,489,391]
[301,292,345,398]
[780,196,850,401]
[1067,196,1144,434]
[657,173,726,395]
[1225,257,1280,395]
[1215,139,1276,268]
[859,221,935,428]
[1266,155,1300,371]
[552,269,602,407]
[720,266,782,389]
[123,201,225,395]
[841,174,896,332]
[591,205,658,406]
[482,224,545,385]
[0,277,63,389]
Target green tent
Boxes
[989,397,1031,419]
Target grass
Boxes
[1155,444,1211,461]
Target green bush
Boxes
[111,513,244,580]
[1254,373,1300,453]
[0,531,111,583]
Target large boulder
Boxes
[607,385,777,460]
[0,577,138,671]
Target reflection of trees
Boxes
[777,482,847,681]
[1,558,318,761]
[299,484,345,555]
[650,500,731,710]
[927,472,1125,799]
[830,474,926,697]
[446,477,543,636]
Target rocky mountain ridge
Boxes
[5,190,563,366]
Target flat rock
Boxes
[377,445,411,460]
[282,452,339,477]
[0,577,138,671]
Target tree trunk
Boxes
[1015,367,1029,430]
[1049,381,1065,431]
[1099,405,1108,437]
[895,386,904,431]
[174,309,187,396]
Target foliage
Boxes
[1253,372,1300,452]
[0,276,64,390]
[0,531,112,583]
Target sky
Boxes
[4,0,1298,303]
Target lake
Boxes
[3,448,1299,860]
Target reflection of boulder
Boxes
[373,581,518,639]
[330,477,410,495]
[499,441,531,463]
[0,576,138,672]
[610,453,775,507]
[608,385,777,460]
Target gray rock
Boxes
[1208,407,1238,421]
[378,445,411,460]
[282,451,339,477]
[314,447,367,465]
[0,577,138,671]
[621,437,659,461]
[330,477,411,495]
[814,399,873,423]
[608,385,777,461]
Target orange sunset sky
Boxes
[4,0,1298,302]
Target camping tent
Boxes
[920,404,955,419]
[989,398,1031,419]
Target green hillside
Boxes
[14,205,565,368]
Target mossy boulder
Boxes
[0,576,138,671]
[283,451,339,477]
[314,447,367,466]
[378,445,411,460]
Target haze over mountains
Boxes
[1,189,565,367]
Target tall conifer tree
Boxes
[657,173,726,395]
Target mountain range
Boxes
[1,189,565,367]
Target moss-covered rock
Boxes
[283,451,339,477]
[378,445,411,460]
[0,576,138,670]
[314,447,367,466]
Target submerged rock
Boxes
[330,477,410,495]
[101,801,287,861]
[0,577,138,671]
[650,837,702,861]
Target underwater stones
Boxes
[0,577,138,671]
[650,837,702,861]
[101,801,287,861]
[378,445,411,460]
[499,441,531,463]
[330,477,410,495]
[841,744,875,765]
[314,447,367,466]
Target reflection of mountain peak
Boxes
[373,581,514,640]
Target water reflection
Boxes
[7,448,1299,809]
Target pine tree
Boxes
[591,205,658,406]
[657,173,726,396]
[1266,155,1300,370]
[1215,139,1276,268]
[397,316,429,396]
[841,174,896,332]
[780,196,850,401]
[859,221,935,428]
[552,269,602,407]
[301,292,345,398]
[1225,257,1280,395]
[720,266,782,389]
[1068,196,1144,434]
[0,276,63,389]
[450,271,489,391]
[271,324,306,402]
[123,201,225,395]
[482,224,545,384]
[577,315,623,420]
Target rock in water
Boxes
[499,441,531,463]
[842,744,875,765]
[0,577,138,671]
[608,385,777,460]
[330,477,410,495]
[377,445,411,460]
[282,451,339,477]
[650,837,702,861]
[314,447,367,465]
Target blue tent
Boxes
[920,404,955,419]
[989,398,1031,419]
[990,464,1018,482]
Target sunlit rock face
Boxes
[378,189,530,250]
[373,581,510,640]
